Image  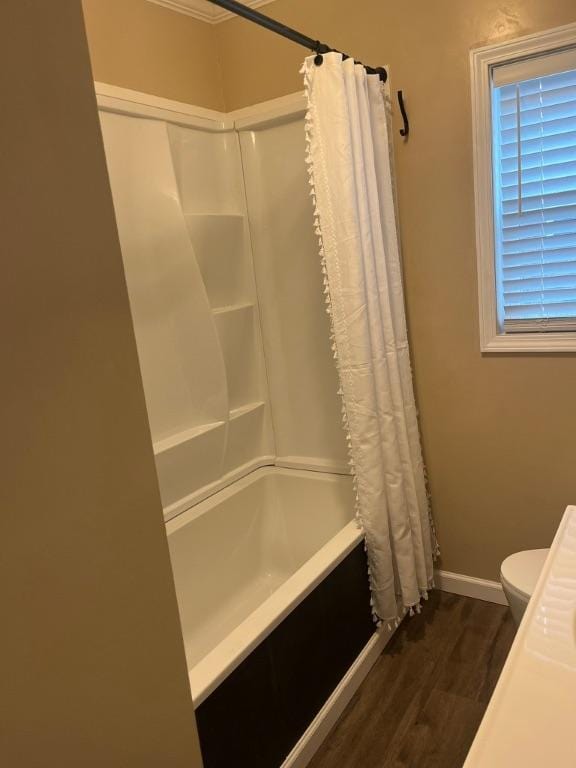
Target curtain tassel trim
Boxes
[302,58,437,629]
[303,62,391,628]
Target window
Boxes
[471,24,576,351]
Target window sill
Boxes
[481,330,576,353]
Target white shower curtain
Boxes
[302,53,438,623]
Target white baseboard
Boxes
[282,625,394,768]
[436,569,508,606]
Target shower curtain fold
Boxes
[302,53,438,623]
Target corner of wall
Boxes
[210,21,228,113]
[82,0,226,111]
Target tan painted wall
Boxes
[215,0,576,579]
[82,0,224,109]
[0,3,202,766]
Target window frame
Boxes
[471,22,576,352]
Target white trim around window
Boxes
[470,22,576,352]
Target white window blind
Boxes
[492,50,576,332]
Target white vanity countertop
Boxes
[464,505,576,767]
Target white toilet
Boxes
[500,548,549,626]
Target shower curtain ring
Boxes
[314,42,331,66]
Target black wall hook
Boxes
[397,90,409,138]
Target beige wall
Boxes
[82,0,224,109]
[215,0,576,579]
[0,3,202,766]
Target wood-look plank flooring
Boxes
[308,591,516,768]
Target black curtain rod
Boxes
[206,0,387,81]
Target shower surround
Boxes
[97,84,396,767]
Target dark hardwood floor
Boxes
[308,591,516,768]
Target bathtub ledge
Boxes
[190,519,363,705]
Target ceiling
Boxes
[145,0,278,24]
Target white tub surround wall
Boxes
[168,121,274,484]
[238,109,349,474]
[99,93,275,519]
[464,505,576,767]
[97,85,349,521]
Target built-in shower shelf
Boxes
[230,401,266,420]
[224,400,268,476]
[153,420,225,456]
[212,301,254,316]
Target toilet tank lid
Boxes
[500,548,549,598]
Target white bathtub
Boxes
[166,466,361,706]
